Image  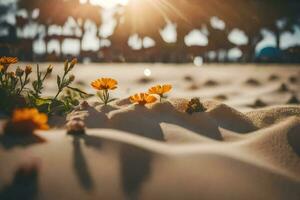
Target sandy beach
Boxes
[1,64,300,200]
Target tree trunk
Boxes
[45,25,49,55]
[176,29,187,63]
[275,29,281,49]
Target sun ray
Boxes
[157,0,193,26]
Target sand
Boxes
[0,64,300,199]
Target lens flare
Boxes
[144,68,151,77]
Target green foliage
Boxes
[0,58,89,116]
[31,64,52,97]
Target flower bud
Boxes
[46,65,53,74]
[16,67,24,77]
[8,71,16,78]
[25,65,32,75]
[64,60,69,71]
[69,75,75,82]
[69,58,77,70]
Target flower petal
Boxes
[162,84,172,93]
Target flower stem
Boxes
[17,74,28,95]
[53,88,62,101]
[103,89,109,105]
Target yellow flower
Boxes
[0,56,18,65]
[130,93,157,105]
[148,84,172,96]
[4,108,49,135]
[91,78,118,90]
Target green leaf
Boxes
[107,98,118,103]
[57,75,61,87]
[32,80,38,90]
[67,86,88,95]
[35,98,52,106]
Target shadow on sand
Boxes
[120,144,153,200]
[0,134,45,149]
[287,124,300,157]
[71,134,103,191]
[110,103,223,142]
[70,132,153,199]
[0,165,38,200]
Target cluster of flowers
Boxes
[0,57,31,95]
[1,56,85,135]
[2,57,205,136]
[91,77,172,105]
[0,56,81,114]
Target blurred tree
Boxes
[7,0,300,62]
[110,0,167,62]
[18,0,103,56]
[261,0,300,49]
[70,1,103,54]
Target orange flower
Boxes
[91,78,118,90]
[4,108,49,135]
[0,64,4,73]
[0,56,18,65]
[130,93,157,105]
[0,56,18,72]
[148,84,172,96]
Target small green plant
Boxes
[31,64,52,98]
[90,77,118,105]
[186,97,206,114]
[0,57,88,116]
[54,59,77,100]
[0,57,26,114]
[17,66,31,95]
[31,59,88,115]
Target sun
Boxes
[88,0,129,8]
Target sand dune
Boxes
[69,100,258,142]
[1,65,300,199]
[238,117,300,178]
[245,105,300,128]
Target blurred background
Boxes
[0,0,300,63]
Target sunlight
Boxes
[86,0,129,8]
